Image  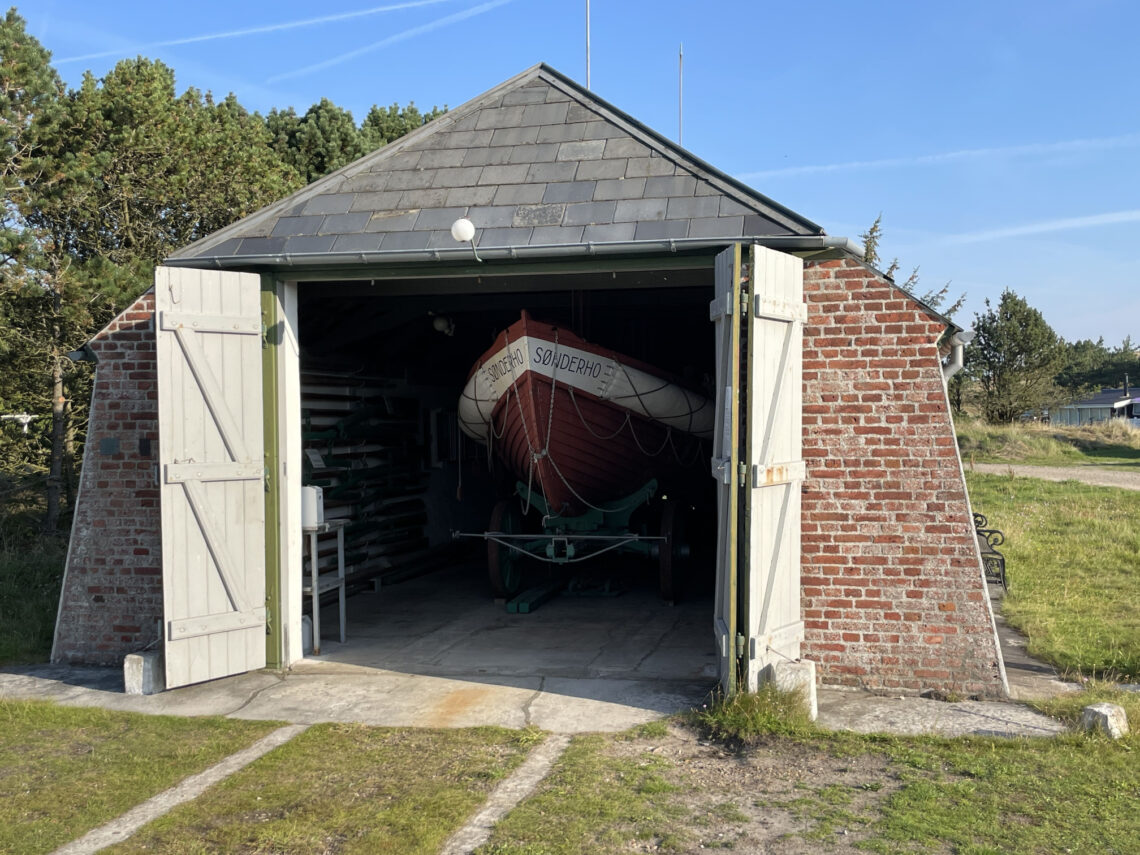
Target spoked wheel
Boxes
[659,501,691,603]
[488,499,527,597]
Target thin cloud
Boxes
[55,0,453,63]
[739,133,1140,180]
[942,209,1140,244]
[267,0,512,83]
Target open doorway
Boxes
[280,265,721,685]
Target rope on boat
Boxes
[490,322,708,519]
[566,387,630,440]
[630,364,709,466]
[567,386,704,468]
[503,325,544,516]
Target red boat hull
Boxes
[460,313,710,517]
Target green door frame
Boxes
[261,275,284,668]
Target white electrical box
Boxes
[301,485,324,526]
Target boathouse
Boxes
[53,64,1006,699]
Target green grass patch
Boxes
[861,732,1140,854]
[109,724,534,855]
[478,733,690,854]
[956,417,1140,466]
[1031,682,1140,733]
[0,700,278,855]
[483,722,1140,854]
[687,683,817,744]
[965,472,1140,680]
[0,536,66,665]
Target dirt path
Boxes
[968,462,1140,491]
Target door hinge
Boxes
[740,289,750,318]
[263,465,272,493]
[737,461,747,487]
[735,632,746,658]
[709,292,733,321]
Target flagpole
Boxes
[586,0,591,89]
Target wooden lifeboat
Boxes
[458,311,713,517]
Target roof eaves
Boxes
[164,234,861,274]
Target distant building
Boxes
[1053,387,1140,426]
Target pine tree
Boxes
[359,101,446,152]
[860,215,964,317]
[967,290,1066,423]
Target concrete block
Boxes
[1080,702,1129,738]
[124,650,165,695]
[302,615,313,656]
[769,660,818,721]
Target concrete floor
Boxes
[277,558,722,731]
[308,559,718,683]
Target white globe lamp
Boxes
[450,217,475,243]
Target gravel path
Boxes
[969,462,1140,491]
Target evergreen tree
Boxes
[267,99,447,185]
[359,101,446,151]
[283,98,364,184]
[967,290,1066,423]
[0,8,71,528]
[860,215,964,317]
[1,13,443,528]
[1056,338,1112,395]
[23,58,301,287]
[6,49,300,528]
[859,214,884,269]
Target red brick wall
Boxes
[53,260,1004,697]
[800,258,1004,698]
[52,291,163,666]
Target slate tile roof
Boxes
[168,64,825,268]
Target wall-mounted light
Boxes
[450,217,482,263]
[431,313,455,336]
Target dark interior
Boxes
[294,267,719,611]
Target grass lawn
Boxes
[479,722,1140,855]
[4,700,1139,855]
[106,723,538,855]
[854,729,1139,855]
[0,700,279,855]
[956,418,1140,467]
[479,724,689,853]
[965,471,1140,680]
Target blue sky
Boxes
[25,0,1140,345]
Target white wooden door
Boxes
[710,245,743,694]
[740,245,806,690]
[156,266,266,688]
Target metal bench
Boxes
[973,512,1008,591]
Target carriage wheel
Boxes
[659,501,691,603]
[488,499,526,597]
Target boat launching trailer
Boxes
[454,478,693,611]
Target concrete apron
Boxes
[1,572,1071,738]
[0,664,711,733]
[10,565,718,732]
